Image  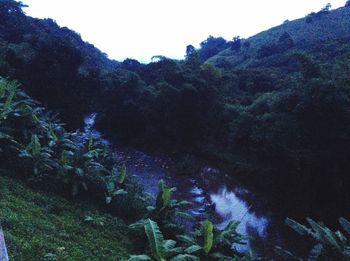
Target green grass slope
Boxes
[208,6,350,69]
[0,175,132,261]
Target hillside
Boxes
[3,1,350,259]
[0,175,131,260]
[208,6,350,69]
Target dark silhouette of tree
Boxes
[230,36,241,51]
[320,3,331,13]
[198,36,229,61]
[121,58,141,72]
[185,44,196,60]
[0,0,26,16]
[185,45,201,67]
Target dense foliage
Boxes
[1,1,350,258]
[0,78,249,260]
[1,0,350,214]
[0,78,146,220]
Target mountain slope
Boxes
[208,6,350,69]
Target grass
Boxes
[0,175,132,261]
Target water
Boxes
[211,187,269,252]
[82,113,109,145]
[111,147,310,257]
[83,113,308,258]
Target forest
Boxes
[1,0,350,260]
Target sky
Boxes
[21,0,346,63]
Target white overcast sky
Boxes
[21,0,346,62]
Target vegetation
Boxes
[276,217,350,260]
[130,219,254,261]
[1,0,350,259]
[0,78,141,212]
[0,175,131,260]
[0,78,249,260]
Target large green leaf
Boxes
[144,219,166,261]
[27,134,41,155]
[274,246,302,261]
[201,220,214,255]
[214,220,240,246]
[184,245,202,254]
[161,187,174,210]
[156,179,176,211]
[117,165,127,184]
[306,218,343,253]
[128,255,152,261]
[340,217,350,235]
[286,218,311,236]
[169,254,200,261]
[129,219,147,230]
[163,239,177,251]
[176,235,196,245]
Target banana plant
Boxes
[155,179,177,212]
[0,79,17,121]
[129,219,199,261]
[131,179,192,234]
[18,134,57,180]
[275,217,350,260]
[52,130,110,196]
[0,77,133,209]
[104,165,128,204]
[177,220,247,260]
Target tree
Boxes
[121,58,141,72]
[317,3,331,15]
[345,0,350,7]
[0,0,27,42]
[230,36,241,51]
[322,2,331,12]
[198,36,229,61]
[185,44,196,60]
[0,0,27,16]
[185,45,200,67]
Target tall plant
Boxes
[276,217,350,260]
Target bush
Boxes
[0,78,146,218]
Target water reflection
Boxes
[210,187,269,252]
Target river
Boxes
[84,113,310,258]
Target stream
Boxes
[84,114,309,258]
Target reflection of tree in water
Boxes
[210,187,268,235]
